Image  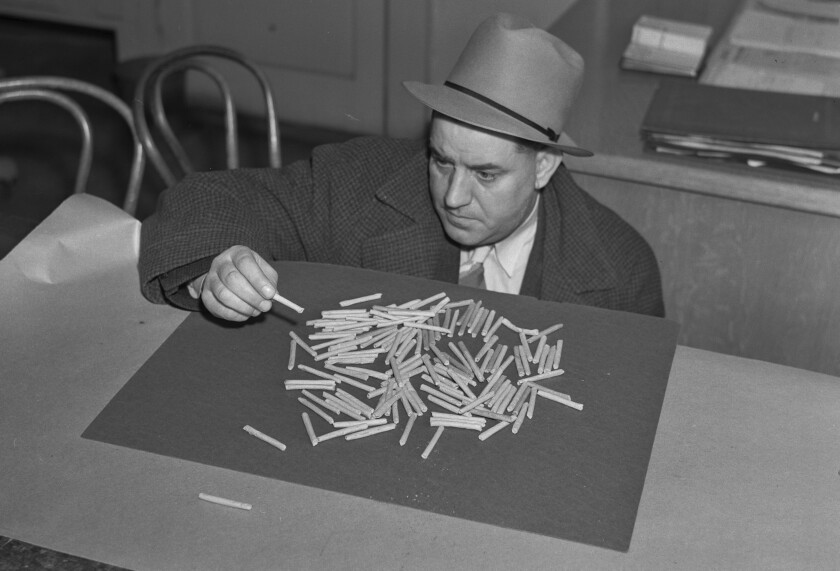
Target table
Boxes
[2,195,839,570]
[550,0,840,378]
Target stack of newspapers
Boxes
[641,81,840,175]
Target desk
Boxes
[1,195,839,569]
[551,0,840,377]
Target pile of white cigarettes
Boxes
[244,291,582,459]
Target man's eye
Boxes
[431,156,450,168]
[475,171,496,182]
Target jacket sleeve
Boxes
[138,159,317,307]
[138,136,424,309]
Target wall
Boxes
[0,0,579,138]
[427,0,578,83]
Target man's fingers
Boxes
[203,275,259,320]
[213,260,268,312]
[200,245,278,322]
[233,249,277,302]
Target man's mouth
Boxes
[444,210,473,226]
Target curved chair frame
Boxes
[134,45,281,187]
[152,61,238,176]
[0,89,92,196]
[0,76,146,215]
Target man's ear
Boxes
[535,149,563,189]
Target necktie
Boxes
[459,259,486,289]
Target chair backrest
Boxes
[133,45,281,187]
[0,76,145,216]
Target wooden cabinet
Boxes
[554,0,840,377]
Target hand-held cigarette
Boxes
[273,292,305,313]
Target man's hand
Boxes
[191,245,278,321]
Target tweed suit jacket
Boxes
[139,136,663,317]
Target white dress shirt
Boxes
[458,196,540,294]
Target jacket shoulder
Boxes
[312,136,425,175]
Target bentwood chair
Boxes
[0,76,145,216]
[133,45,281,187]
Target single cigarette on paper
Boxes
[273,292,305,313]
[516,368,565,385]
[528,322,563,342]
[483,315,504,341]
[399,414,417,446]
[512,401,529,434]
[287,339,297,370]
[414,291,448,308]
[421,425,445,459]
[198,493,252,511]
[527,385,537,418]
[537,389,584,411]
[318,423,372,442]
[284,379,335,388]
[339,293,383,307]
[553,339,563,368]
[298,396,335,425]
[289,331,316,357]
[243,425,287,451]
[507,383,531,413]
[301,412,318,446]
[532,335,548,364]
[404,321,451,334]
[429,418,483,431]
[471,408,515,423]
[481,309,497,337]
[457,390,496,414]
[478,420,510,441]
[518,331,533,362]
[345,423,396,440]
[334,418,386,428]
[421,384,464,407]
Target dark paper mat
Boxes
[83,261,679,552]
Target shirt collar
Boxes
[492,195,540,278]
[460,195,541,277]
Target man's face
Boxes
[428,116,544,248]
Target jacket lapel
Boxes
[536,167,617,303]
[361,149,460,283]
[359,157,614,299]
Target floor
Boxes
[0,15,351,259]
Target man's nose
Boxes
[444,169,472,208]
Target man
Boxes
[139,13,664,320]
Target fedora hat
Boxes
[404,13,592,157]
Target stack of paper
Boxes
[728,0,840,59]
[700,0,840,97]
[641,81,840,175]
[621,16,713,77]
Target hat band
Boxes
[444,81,560,143]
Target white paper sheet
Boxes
[1,194,140,285]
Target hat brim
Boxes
[404,81,593,157]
